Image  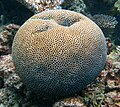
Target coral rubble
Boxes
[0,24,20,55]
[53,97,87,107]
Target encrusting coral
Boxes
[12,9,107,99]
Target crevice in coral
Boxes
[37,25,53,32]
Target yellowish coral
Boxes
[12,9,107,98]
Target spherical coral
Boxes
[12,9,107,98]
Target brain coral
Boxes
[12,9,107,98]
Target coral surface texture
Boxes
[12,9,107,98]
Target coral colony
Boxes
[12,9,107,98]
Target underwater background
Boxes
[0,0,120,107]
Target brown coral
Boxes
[12,9,107,98]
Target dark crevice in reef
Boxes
[114,14,120,45]
[0,0,34,25]
[83,0,116,15]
